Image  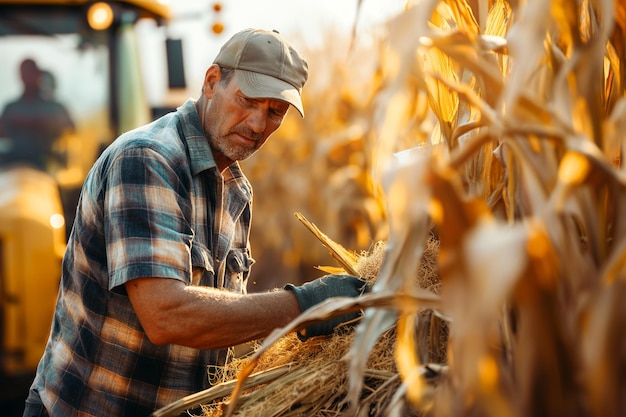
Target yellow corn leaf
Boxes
[423,30,506,106]
[396,312,424,406]
[581,276,626,417]
[421,46,460,140]
[425,154,529,417]
[294,212,360,277]
[314,265,348,275]
[495,136,558,218]
[511,221,585,416]
[427,156,492,250]
[347,145,436,411]
[501,1,552,110]
[550,0,581,51]
[609,2,626,98]
[436,0,480,34]
[485,0,512,38]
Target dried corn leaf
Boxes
[294,212,360,276]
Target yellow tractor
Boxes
[0,0,184,409]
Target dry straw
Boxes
[153,229,442,417]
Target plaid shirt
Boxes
[30,99,254,416]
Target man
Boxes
[0,58,74,170]
[23,28,366,416]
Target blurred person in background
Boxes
[0,58,74,170]
[23,28,367,417]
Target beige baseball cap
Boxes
[213,28,309,117]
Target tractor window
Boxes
[0,34,111,186]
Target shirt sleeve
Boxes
[105,145,194,290]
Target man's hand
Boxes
[285,274,368,341]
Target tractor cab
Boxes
[0,0,182,406]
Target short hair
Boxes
[218,65,235,85]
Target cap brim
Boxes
[235,69,304,117]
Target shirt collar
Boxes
[177,98,217,176]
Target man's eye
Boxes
[269,109,286,120]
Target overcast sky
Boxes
[155,0,408,96]
[166,0,407,47]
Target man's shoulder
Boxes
[1,98,24,115]
[92,118,189,183]
[117,114,187,155]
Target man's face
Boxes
[201,68,290,170]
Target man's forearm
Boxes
[126,277,301,349]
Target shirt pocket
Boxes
[191,242,215,286]
[224,248,255,293]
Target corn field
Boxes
[154,0,626,416]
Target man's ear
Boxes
[202,64,221,99]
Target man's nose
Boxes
[246,106,268,134]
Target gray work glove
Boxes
[285,274,368,341]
